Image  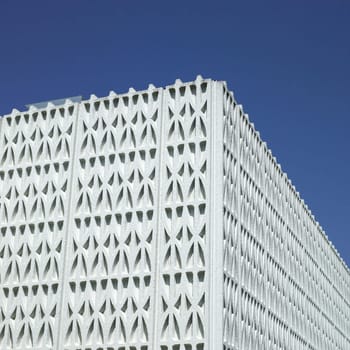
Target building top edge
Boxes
[0,76,214,118]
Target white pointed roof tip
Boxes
[62,98,74,106]
[128,87,136,93]
[28,105,37,112]
[174,78,183,85]
[108,90,117,98]
[237,104,243,113]
[89,94,98,101]
[195,75,203,82]
[148,84,156,90]
[11,108,20,115]
[65,99,74,105]
[47,102,55,108]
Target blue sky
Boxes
[1,0,349,267]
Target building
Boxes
[0,76,349,350]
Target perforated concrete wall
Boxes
[222,85,350,350]
[0,77,349,350]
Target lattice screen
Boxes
[0,77,349,350]
[0,77,222,350]
[222,85,350,350]
[0,104,77,349]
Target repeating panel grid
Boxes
[0,104,78,350]
[222,83,350,350]
[156,81,210,350]
[0,78,349,350]
[60,90,162,350]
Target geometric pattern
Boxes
[0,104,77,349]
[0,77,349,350]
[156,82,210,350]
[60,89,162,350]
[222,84,350,350]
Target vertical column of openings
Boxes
[154,79,211,350]
[58,89,162,350]
[0,104,78,350]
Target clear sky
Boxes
[1,0,349,267]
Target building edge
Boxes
[208,80,224,349]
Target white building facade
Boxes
[0,77,349,350]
